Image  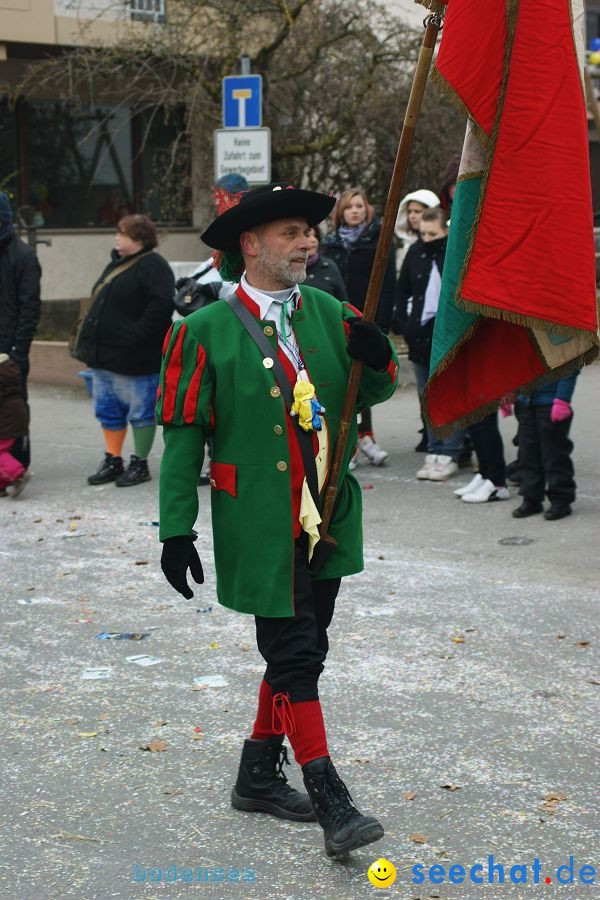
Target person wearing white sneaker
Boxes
[428,454,458,481]
[462,478,510,503]
[416,454,438,479]
[392,210,465,482]
[454,472,483,497]
[358,433,388,466]
[462,413,509,502]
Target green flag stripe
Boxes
[429,176,481,377]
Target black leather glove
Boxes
[346,319,392,371]
[161,536,204,599]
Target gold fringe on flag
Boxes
[414,0,447,14]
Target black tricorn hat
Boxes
[201,182,335,251]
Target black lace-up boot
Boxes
[87,452,124,485]
[115,455,151,487]
[302,756,384,857]
[231,736,316,822]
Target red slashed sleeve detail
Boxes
[386,357,399,383]
[183,344,207,425]
[162,323,174,357]
[161,323,187,424]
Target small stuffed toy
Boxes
[291,380,324,431]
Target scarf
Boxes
[338,222,366,248]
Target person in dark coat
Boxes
[0,192,41,470]
[0,354,30,497]
[393,207,465,481]
[320,188,396,466]
[304,226,347,300]
[77,214,174,487]
[512,373,579,521]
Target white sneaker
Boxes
[358,435,388,466]
[428,454,459,481]
[462,478,510,503]
[454,473,484,497]
[416,454,438,480]
[349,448,359,470]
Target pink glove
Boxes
[551,398,572,422]
[499,393,516,417]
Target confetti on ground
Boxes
[193,675,228,688]
[125,655,164,667]
[80,667,112,680]
[17,596,65,606]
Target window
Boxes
[130,0,166,23]
[8,100,191,227]
[137,107,191,225]
[0,101,17,206]
[24,102,133,227]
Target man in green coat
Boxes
[158,183,398,857]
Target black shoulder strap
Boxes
[225,293,320,510]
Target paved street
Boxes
[1,366,599,900]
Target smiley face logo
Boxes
[367,858,397,888]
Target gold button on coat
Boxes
[263,357,274,369]
[270,386,281,398]
[276,461,288,472]
[263,325,274,337]
[273,425,283,435]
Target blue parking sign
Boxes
[223,76,262,128]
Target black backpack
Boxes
[174,262,221,316]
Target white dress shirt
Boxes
[241,273,303,371]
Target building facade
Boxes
[0,0,199,314]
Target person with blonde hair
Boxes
[320,188,396,466]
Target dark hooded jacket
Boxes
[0,358,29,439]
[0,230,42,367]
[393,235,447,365]
[320,219,396,329]
[76,248,174,376]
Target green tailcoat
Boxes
[157,285,398,617]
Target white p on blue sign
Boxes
[223,75,262,128]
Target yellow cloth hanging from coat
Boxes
[298,425,330,560]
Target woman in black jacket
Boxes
[320,188,396,466]
[304,226,348,300]
[78,214,174,487]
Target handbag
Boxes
[174,261,221,317]
[69,251,151,361]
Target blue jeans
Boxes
[91,369,159,430]
[412,361,464,460]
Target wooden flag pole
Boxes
[318,10,444,544]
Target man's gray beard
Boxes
[257,243,307,287]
